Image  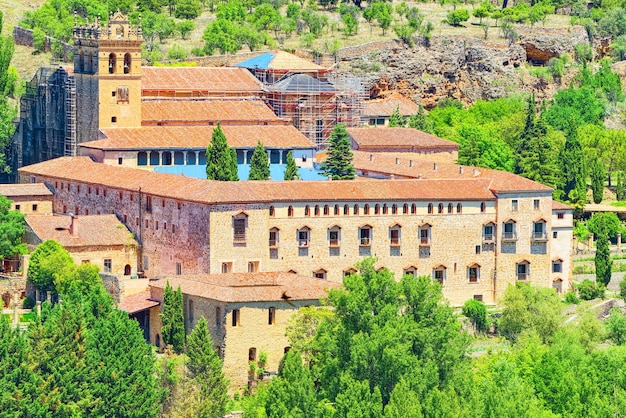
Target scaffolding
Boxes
[263,69,365,148]
[64,76,77,156]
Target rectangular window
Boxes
[468,267,479,283]
[511,199,518,211]
[248,261,258,273]
[390,228,400,246]
[269,230,278,247]
[557,212,564,219]
[118,157,123,165]
[232,309,240,327]
[176,263,182,275]
[32,204,38,212]
[222,262,232,273]
[329,230,339,246]
[420,228,430,245]
[360,228,371,245]
[146,196,152,213]
[117,86,129,103]
[143,256,149,270]
[476,245,481,254]
[474,295,483,302]
[233,218,246,243]
[15,204,20,211]
[552,261,562,273]
[533,199,540,210]
[298,230,310,247]
[553,231,558,239]
[103,259,112,273]
[268,307,276,325]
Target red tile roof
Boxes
[150,272,341,303]
[25,214,137,248]
[85,125,315,150]
[363,92,420,117]
[19,157,497,204]
[0,183,52,197]
[141,99,280,124]
[352,151,553,193]
[348,127,459,151]
[552,201,573,210]
[141,67,263,93]
[118,290,160,314]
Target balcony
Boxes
[329,239,340,247]
[390,238,401,246]
[419,237,430,246]
[298,240,309,248]
[482,233,495,244]
[517,273,529,281]
[360,237,371,246]
[269,239,278,248]
[531,231,548,242]
[501,232,517,242]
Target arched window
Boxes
[428,203,433,214]
[288,206,294,217]
[304,205,310,216]
[448,203,453,213]
[375,204,380,215]
[411,204,417,214]
[382,204,388,214]
[269,206,275,217]
[457,203,462,213]
[438,203,444,214]
[432,266,446,284]
[314,205,320,216]
[108,53,116,74]
[354,204,359,215]
[323,205,329,216]
[334,205,339,215]
[88,52,93,72]
[403,204,408,214]
[344,204,349,215]
[124,52,131,74]
[467,264,480,283]
[364,204,370,215]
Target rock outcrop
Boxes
[518,25,589,64]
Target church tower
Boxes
[73,11,142,143]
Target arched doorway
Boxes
[124,264,131,276]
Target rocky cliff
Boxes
[340,26,591,108]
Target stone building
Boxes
[347,127,459,159]
[145,272,340,390]
[24,213,139,278]
[18,155,572,306]
[0,183,53,215]
[362,92,420,126]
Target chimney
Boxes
[370,154,374,161]
[409,160,413,167]
[473,168,479,176]
[433,162,438,171]
[417,174,423,179]
[328,175,332,181]
[69,213,77,236]
[390,174,395,179]
[459,166,464,174]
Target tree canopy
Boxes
[0,195,27,260]
[320,124,355,180]
[161,281,185,353]
[248,141,270,181]
[206,123,238,181]
[27,239,74,291]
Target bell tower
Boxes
[73,11,142,143]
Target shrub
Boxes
[620,279,626,301]
[167,44,188,60]
[462,298,488,332]
[564,291,580,305]
[22,296,35,309]
[191,47,206,57]
[576,279,605,300]
[445,9,470,26]
[606,307,626,345]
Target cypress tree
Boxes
[560,124,587,203]
[284,151,299,180]
[161,281,185,353]
[320,124,355,180]
[590,158,606,204]
[186,316,229,418]
[388,105,405,127]
[248,141,270,180]
[596,222,612,287]
[206,123,238,181]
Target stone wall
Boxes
[13,26,73,62]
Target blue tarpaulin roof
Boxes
[235,53,276,70]
[155,164,325,181]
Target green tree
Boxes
[445,9,470,26]
[407,105,431,132]
[560,127,587,204]
[176,20,195,39]
[462,298,488,333]
[595,225,612,288]
[248,141,270,180]
[473,6,490,24]
[175,0,202,19]
[161,281,185,353]
[587,212,621,239]
[589,157,606,204]
[27,240,74,291]
[618,171,626,201]
[320,124,355,180]
[206,123,238,181]
[0,196,27,260]
[284,151,300,180]
[186,316,229,418]
[388,106,405,127]
[606,307,626,345]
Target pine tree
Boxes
[320,124,355,180]
[284,151,299,180]
[206,123,238,181]
[161,281,185,353]
[388,106,405,127]
[595,222,612,287]
[458,136,481,166]
[560,125,587,203]
[248,141,270,180]
[590,157,606,204]
[407,105,430,132]
[186,317,229,418]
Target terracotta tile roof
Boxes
[150,272,341,303]
[363,92,420,117]
[25,214,137,248]
[118,290,159,314]
[352,151,553,193]
[141,99,279,124]
[552,201,573,210]
[19,157,497,204]
[347,128,459,150]
[141,67,263,93]
[83,125,315,150]
[0,183,52,197]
